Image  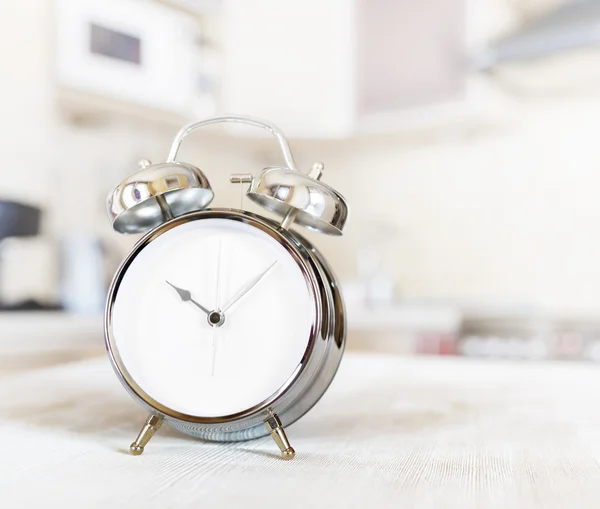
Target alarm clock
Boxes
[105,116,348,459]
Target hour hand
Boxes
[165,281,210,315]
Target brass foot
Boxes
[130,414,163,456]
[264,414,295,459]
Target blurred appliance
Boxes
[55,0,216,122]
[0,200,42,310]
[479,0,600,68]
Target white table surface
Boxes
[0,312,103,376]
[2,352,600,508]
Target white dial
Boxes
[111,218,316,417]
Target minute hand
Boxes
[222,261,277,313]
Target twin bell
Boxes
[106,116,348,237]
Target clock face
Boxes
[110,217,316,418]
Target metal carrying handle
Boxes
[167,115,300,172]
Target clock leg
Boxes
[130,414,163,456]
[264,414,295,459]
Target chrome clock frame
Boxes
[105,208,346,445]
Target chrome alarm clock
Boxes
[105,116,348,459]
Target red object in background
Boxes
[417,333,458,355]
[554,331,584,359]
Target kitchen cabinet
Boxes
[221,0,512,138]
[55,0,217,125]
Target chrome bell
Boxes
[107,115,348,236]
[238,162,348,236]
[107,159,213,234]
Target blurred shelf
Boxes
[346,303,461,333]
[57,88,197,128]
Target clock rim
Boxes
[105,208,325,424]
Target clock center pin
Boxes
[208,310,225,328]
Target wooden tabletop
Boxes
[2,352,600,508]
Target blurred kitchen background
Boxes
[3,0,600,372]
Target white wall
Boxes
[4,1,600,315]
[0,0,56,206]
[291,96,600,315]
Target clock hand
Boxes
[165,281,211,315]
[222,261,278,313]
[210,242,222,378]
[210,330,218,377]
[215,239,222,309]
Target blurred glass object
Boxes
[357,221,398,306]
[60,234,106,315]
